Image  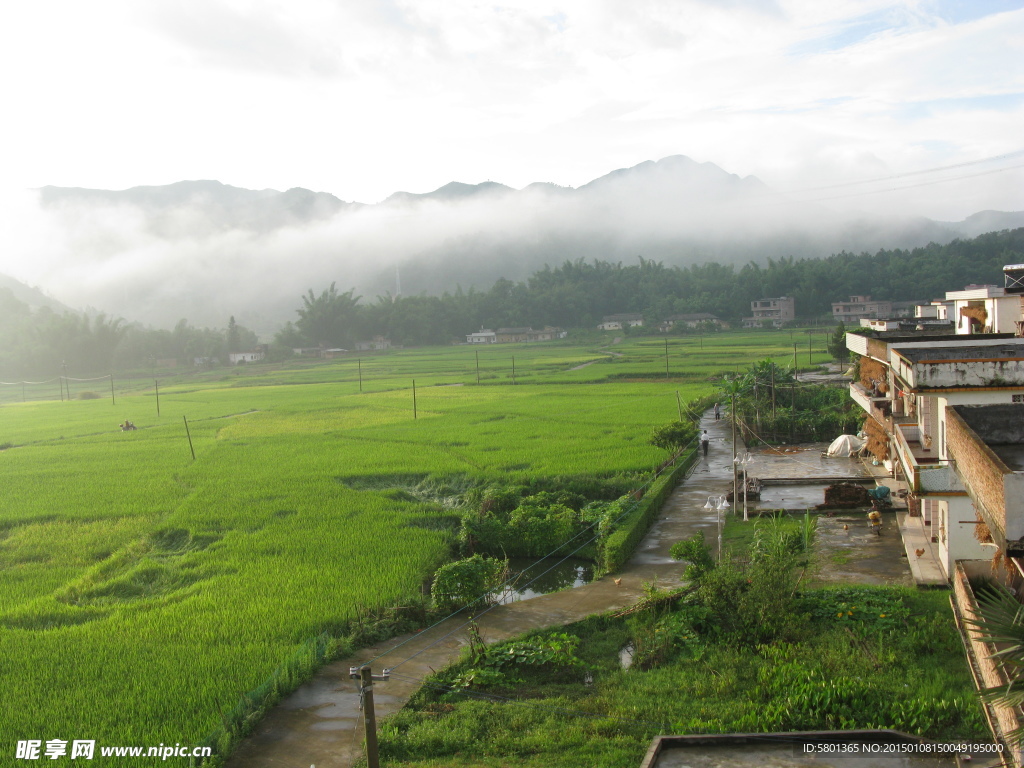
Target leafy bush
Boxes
[431,555,508,612]
[669,531,715,580]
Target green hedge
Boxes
[600,445,698,574]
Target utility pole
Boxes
[351,665,389,768]
[664,338,670,378]
[110,375,115,406]
[475,350,480,384]
[731,392,738,512]
[793,343,798,381]
[511,356,516,385]
[183,416,195,460]
[155,380,161,417]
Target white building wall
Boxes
[937,496,994,577]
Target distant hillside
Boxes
[25,156,1022,332]
[0,273,73,313]
[38,180,357,236]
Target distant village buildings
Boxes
[465,327,567,344]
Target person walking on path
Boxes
[714,403,720,421]
[701,429,710,457]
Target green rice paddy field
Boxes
[0,331,832,762]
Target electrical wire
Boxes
[775,149,1024,195]
[0,377,61,385]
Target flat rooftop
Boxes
[896,344,1024,362]
[950,405,1024,469]
[993,445,1024,472]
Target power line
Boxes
[777,149,1024,195]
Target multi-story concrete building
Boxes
[946,284,1022,335]
[846,327,1024,578]
[832,295,892,323]
[742,297,794,328]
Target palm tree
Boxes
[965,583,1024,742]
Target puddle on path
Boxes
[496,557,593,604]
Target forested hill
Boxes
[277,228,1024,348]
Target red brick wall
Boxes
[947,409,1007,538]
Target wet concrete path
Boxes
[227,413,909,767]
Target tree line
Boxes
[275,228,1024,348]
[2,227,1021,377]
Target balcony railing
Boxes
[850,383,897,428]
[893,422,947,493]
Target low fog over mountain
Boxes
[10,156,1024,335]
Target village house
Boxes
[597,314,644,331]
[657,313,724,332]
[742,297,794,328]
[466,329,497,344]
[495,327,566,343]
[228,350,266,365]
[466,327,566,344]
[945,284,1022,334]
[354,336,392,351]
[832,295,893,323]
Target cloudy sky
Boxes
[2,0,1022,214]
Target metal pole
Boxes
[731,392,738,511]
[743,463,749,522]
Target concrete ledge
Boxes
[897,511,947,586]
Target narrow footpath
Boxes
[226,411,906,767]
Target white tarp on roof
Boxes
[826,434,865,457]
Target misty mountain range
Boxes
[18,156,1024,335]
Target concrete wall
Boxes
[938,497,994,576]
[909,358,1024,389]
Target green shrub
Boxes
[431,555,508,612]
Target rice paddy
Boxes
[0,330,834,762]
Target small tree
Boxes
[650,421,698,453]
[828,322,849,364]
